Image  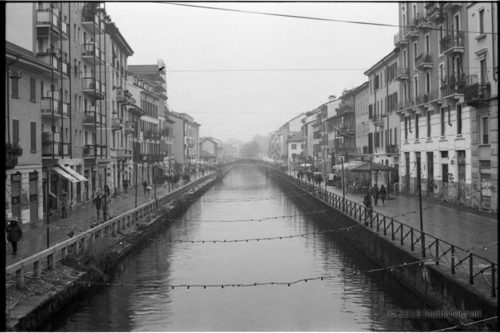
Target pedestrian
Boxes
[123,179,129,194]
[142,180,148,196]
[105,183,111,197]
[93,188,102,219]
[373,184,379,206]
[379,185,387,205]
[60,191,68,218]
[363,193,373,226]
[6,216,22,255]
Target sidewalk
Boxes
[287,172,498,263]
[5,173,207,267]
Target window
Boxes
[404,117,408,140]
[480,116,489,144]
[479,9,485,34]
[480,58,487,84]
[457,104,462,134]
[413,41,418,63]
[440,107,446,136]
[415,115,419,139]
[414,75,418,99]
[30,78,36,102]
[403,49,407,68]
[11,75,19,98]
[40,81,44,99]
[425,71,431,94]
[438,25,444,54]
[425,34,430,54]
[291,144,297,149]
[427,111,431,137]
[12,119,19,145]
[30,122,37,152]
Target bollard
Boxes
[16,268,25,289]
[492,263,496,298]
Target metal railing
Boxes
[270,168,497,298]
[6,173,217,288]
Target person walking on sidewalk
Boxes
[123,179,129,194]
[379,185,387,205]
[6,217,22,255]
[93,188,103,219]
[143,180,148,196]
[60,191,69,218]
[363,193,373,226]
[372,184,379,206]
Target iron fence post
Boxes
[469,253,474,285]
[451,245,455,274]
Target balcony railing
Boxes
[41,98,63,117]
[441,76,465,98]
[427,4,444,23]
[83,144,95,158]
[415,90,439,105]
[415,53,433,70]
[112,118,123,130]
[395,68,409,81]
[337,103,354,114]
[124,121,135,134]
[386,144,399,154]
[464,83,491,107]
[394,33,408,47]
[370,114,385,127]
[112,147,132,159]
[82,77,104,99]
[42,142,69,157]
[403,26,419,40]
[36,9,60,31]
[440,32,465,55]
[83,111,101,127]
[82,43,100,59]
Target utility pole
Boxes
[417,156,425,257]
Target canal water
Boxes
[48,166,447,331]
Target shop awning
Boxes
[60,165,88,182]
[331,161,364,171]
[52,165,79,183]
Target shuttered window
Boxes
[30,77,36,102]
[31,122,37,152]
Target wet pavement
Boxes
[286,171,498,263]
[5,173,208,267]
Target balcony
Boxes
[42,131,60,144]
[42,142,69,158]
[464,83,491,107]
[82,43,101,63]
[83,145,95,158]
[112,147,132,160]
[111,118,123,131]
[403,27,419,40]
[416,90,439,105]
[370,114,385,127]
[394,32,409,48]
[442,2,461,12]
[116,88,126,102]
[395,68,409,81]
[41,98,68,118]
[124,121,135,135]
[415,53,433,71]
[415,15,432,31]
[427,4,444,23]
[83,111,101,127]
[36,8,60,35]
[386,144,399,154]
[440,32,465,56]
[81,6,100,33]
[82,77,105,99]
[440,76,465,99]
[337,103,354,114]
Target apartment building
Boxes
[287,132,303,172]
[328,89,357,165]
[127,62,169,185]
[168,111,200,173]
[464,2,498,211]
[6,2,112,221]
[395,2,478,207]
[105,18,134,193]
[200,137,223,167]
[364,50,400,168]
[354,81,370,159]
[5,42,54,223]
[301,109,320,168]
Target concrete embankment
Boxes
[5,175,220,331]
[269,171,498,331]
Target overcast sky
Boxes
[106,2,399,142]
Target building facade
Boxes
[464,2,498,211]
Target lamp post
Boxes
[417,156,425,257]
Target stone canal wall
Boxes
[268,170,497,331]
[5,173,223,331]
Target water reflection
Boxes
[49,166,447,331]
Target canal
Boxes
[47,166,448,331]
